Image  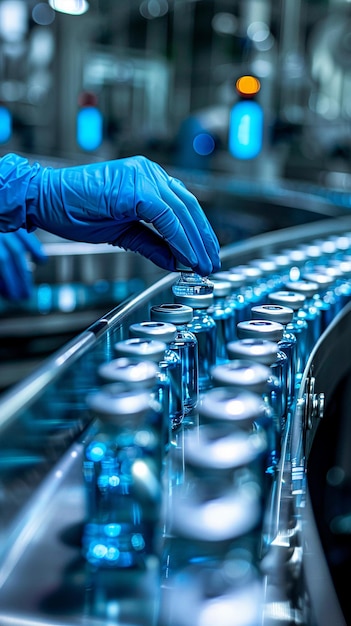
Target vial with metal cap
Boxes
[159,558,264,626]
[249,256,284,292]
[211,268,248,332]
[250,304,297,409]
[266,251,295,278]
[198,386,268,464]
[320,258,351,311]
[98,356,164,461]
[160,418,266,579]
[150,303,199,418]
[301,267,339,328]
[207,276,236,364]
[126,325,183,529]
[172,270,216,392]
[236,319,288,423]
[113,337,167,362]
[283,279,322,352]
[228,263,270,315]
[226,337,288,430]
[196,387,268,509]
[268,290,309,384]
[82,383,163,569]
[112,338,170,451]
[211,360,281,475]
[128,323,184,432]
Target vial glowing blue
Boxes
[0,106,12,143]
[193,132,215,156]
[77,106,103,151]
[104,523,121,537]
[87,441,106,462]
[229,100,263,159]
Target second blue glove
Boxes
[0,230,47,300]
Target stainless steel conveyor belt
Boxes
[2,215,351,625]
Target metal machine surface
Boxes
[1,214,351,624]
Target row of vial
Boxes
[81,233,351,625]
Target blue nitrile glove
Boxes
[23,155,221,276]
[0,230,47,300]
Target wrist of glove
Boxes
[26,155,221,276]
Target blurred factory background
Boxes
[2,0,351,388]
[2,0,351,182]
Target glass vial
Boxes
[160,413,265,581]
[112,338,170,452]
[211,268,248,333]
[211,359,281,476]
[268,290,309,384]
[97,356,164,466]
[172,271,216,392]
[129,321,184,431]
[283,279,322,353]
[236,318,289,424]
[207,276,236,364]
[82,383,162,569]
[301,269,338,330]
[150,303,199,418]
[250,303,297,409]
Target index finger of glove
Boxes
[146,166,221,256]
[168,177,220,254]
[136,181,220,275]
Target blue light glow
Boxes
[104,523,121,537]
[76,106,103,151]
[193,132,215,156]
[229,100,263,160]
[0,106,12,143]
[37,283,52,314]
[86,441,106,462]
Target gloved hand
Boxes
[25,155,221,276]
[0,230,47,300]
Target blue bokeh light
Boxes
[229,100,263,160]
[86,441,107,462]
[76,106,103,151]
[0,106,12,144]
[193,132,215,156]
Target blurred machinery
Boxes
[0,0,351,184]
